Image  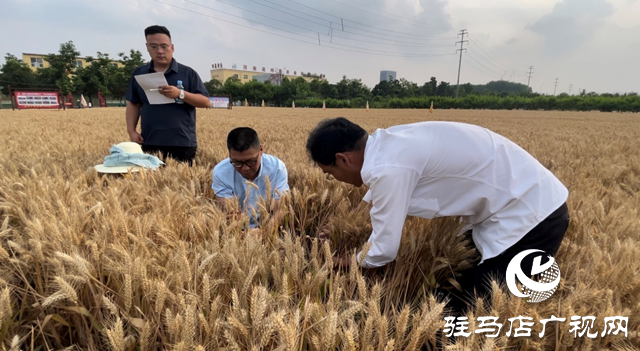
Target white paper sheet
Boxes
[134,72,176,105]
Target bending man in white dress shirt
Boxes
[306,117,570,313]
[212,127,289,230]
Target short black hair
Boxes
[306,117,367,165]
[227,127,260,152]
[144,25,171,39]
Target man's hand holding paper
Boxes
[133,72,175,104]
[157,85,181,99]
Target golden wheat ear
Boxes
[1,109,637,350]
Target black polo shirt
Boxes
[125,58,209,147]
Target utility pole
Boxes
[455,29,468,98]
[553,78,559,95]
[526,66,534,87]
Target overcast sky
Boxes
[1,0,639,94]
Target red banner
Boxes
[15,91,60,109]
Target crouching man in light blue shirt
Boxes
[212,127,289,229]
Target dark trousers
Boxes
[142,145,197,166]
[442,202,570,316]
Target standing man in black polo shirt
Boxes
[125,25,211,165]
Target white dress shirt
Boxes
[357,121,568,268]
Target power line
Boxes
[468,41,511,71]
[463,56,502,80]
[325,0,450,30]
[188,0,326,33]
[180,0,455,55]
[280,0,450,39]
[321,37,454,56]
[341,24,449,41]
[328,33,453,47]
[331,30,452,46]
[190,0,452,47]
[256,0,453,46]
[465,52,504,76]
[466,35,533,85]
[156,0,317,43]
[249,0,331,28]
[467,36,520,73]
[256,0,451,43]
[467,46,512,76]
[455,29,468,98]
[153,0,454,57]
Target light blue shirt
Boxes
[212,153,289,228]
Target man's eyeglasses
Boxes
[147,44,170,52]
[230,158,259,168]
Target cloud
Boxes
[1,0,638,94]
[214,0,453,52]
[528,0,614,55]
[609,0,640,28]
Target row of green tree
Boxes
[0,41,145,104]
[204,75,475,107]
[1,41,638,112]
[292,95,640,112]
[207,75,639,112]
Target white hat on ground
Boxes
[94,142,164,174]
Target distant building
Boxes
[380,70,397,82]
[22,53,123,71]
[252,74,284,85]
[210,63,326,85]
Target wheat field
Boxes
[0,107,638,350]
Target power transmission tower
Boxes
[569,84,572,95]
[455,29,468,98]
[553,78,559,95]
[526,66,534,87]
